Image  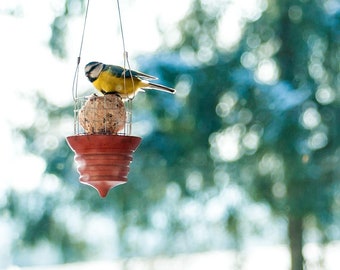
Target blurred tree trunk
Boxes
[288,216,304,270]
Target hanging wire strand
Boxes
[116,0,127,58]
[116,0,134,134]
[72,0,91,101]
[116,0,135,99]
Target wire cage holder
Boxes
[66,0,142,197]
[73,94,131,136]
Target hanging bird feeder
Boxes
[66,0,142,197]
[66,0,175,197]
[66,94,141,197]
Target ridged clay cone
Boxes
[66,134,141,197]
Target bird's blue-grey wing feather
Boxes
[106,65,157,80]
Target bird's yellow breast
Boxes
[93,70,147,97]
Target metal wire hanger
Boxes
[72,0,134,102]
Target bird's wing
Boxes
[106,65,157,80]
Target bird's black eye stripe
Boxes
[88,63,100,73]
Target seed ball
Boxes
[79,94,126,135]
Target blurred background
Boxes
[0,0,339,269]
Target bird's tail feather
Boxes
[145,82,176,94]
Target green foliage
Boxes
[227,0,340,223]
[49,0,85,58]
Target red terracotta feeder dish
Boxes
[66,134,141,197]
[67,94,141,197]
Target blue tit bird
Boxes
[85,61,176,99]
